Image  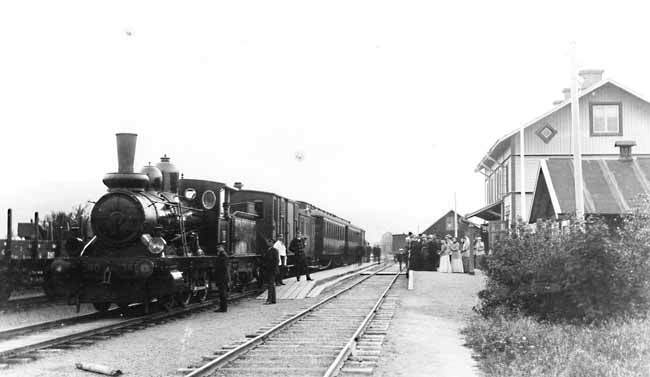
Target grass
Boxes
[462,313,650,377]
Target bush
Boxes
[476,206,650,323]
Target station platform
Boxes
[256,262,378,300]
[374,270,483,377]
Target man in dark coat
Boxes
[409,235,423,271]
[290,233,312,281]
[431,235,441,271]
[262,238,279,304]
[214,243,229,312]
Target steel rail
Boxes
[185,263,393,377]
[3,295,59,312]
[323,269,400,377]
[0,290,256,360]
[0,310,109,341]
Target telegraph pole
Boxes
[454,192,458,238]
[570,42,585,220]
[520,126,526,224]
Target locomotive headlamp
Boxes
[141,234,167,255]
[184,188,197,200]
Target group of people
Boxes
[212,232,313,312]
[398,232,485,274]
[261,232,312,305]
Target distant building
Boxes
[391,233,407,253]
[423,210,482,244]
[380,232,393,256]
[468,69,650,243]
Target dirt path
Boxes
[374,270,486,377]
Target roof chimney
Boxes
[562,88,570,100]
[234,182,243,190]
[579,69,604,90]
[615,140,636,161]
[552,100,563,106]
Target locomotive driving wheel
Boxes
[197,271,209,303]
[0,282,11,307]
[117,302,133,315]
[159,295,175,311]
[177,289,192,307]
[92,302,111,313]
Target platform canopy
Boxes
[466,201,502,221]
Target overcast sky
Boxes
[2,0,650,243]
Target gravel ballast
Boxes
[1,272,374,377]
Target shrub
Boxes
[476,206,650,323]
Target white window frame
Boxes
[590,103,622,136]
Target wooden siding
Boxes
[484,83,650,210]
[510,192,534,221]
[511,157,542,192]
[512,83,650,156]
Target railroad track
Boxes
[0,289,260,369]
[182,264,402,377]
[2,295,59,312]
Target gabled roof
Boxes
[423,210,480,234]
[529,157,650,220]
[476,78,650,172]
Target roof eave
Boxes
[475,78,648,171]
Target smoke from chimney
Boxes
[579,69,604,90]
[562,88,570,100]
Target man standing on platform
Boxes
[214,242,229,312]
[263,238,279,305]
[461,235,474,275]
[290,232,312,281]
[273,234,286,286]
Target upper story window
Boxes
[590,103,622,136]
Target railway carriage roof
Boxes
[233,189,294,202]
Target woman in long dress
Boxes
[438,236,452,273]
[450,237,464,273]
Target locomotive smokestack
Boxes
[116,133,138,173]
[103,133,149,190]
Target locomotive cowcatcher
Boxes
[50,133,259,312]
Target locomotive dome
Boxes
[140,163,163,191]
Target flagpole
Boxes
[570,42,585,220]
[454,192,458,238]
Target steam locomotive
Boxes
[49,133,365,313]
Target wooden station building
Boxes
[468,69,650,245]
